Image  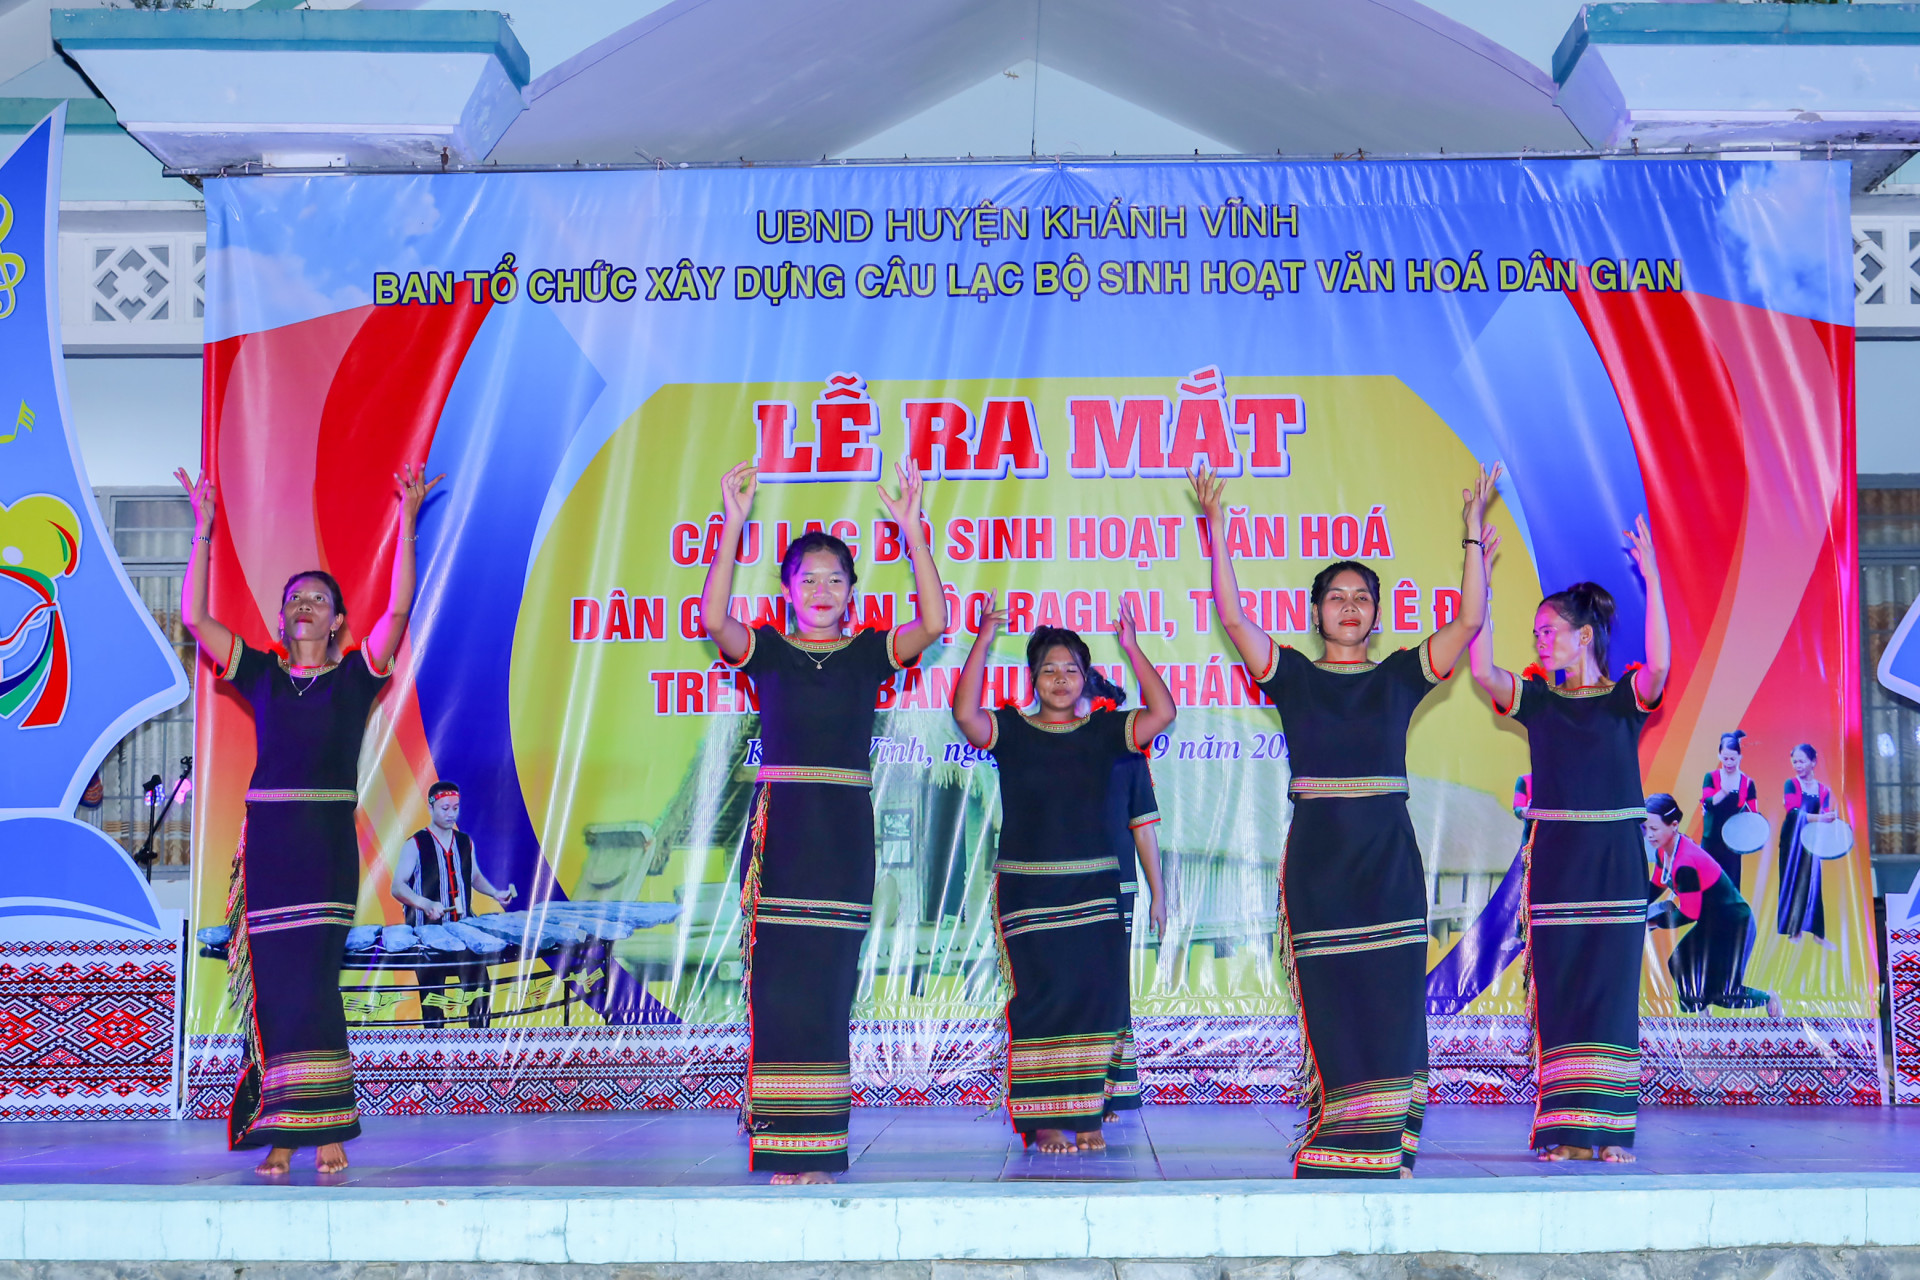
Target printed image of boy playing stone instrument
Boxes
[392,781,517,1027]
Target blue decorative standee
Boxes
[0,108,190,1118]
[1882,596,1920,710]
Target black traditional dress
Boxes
[1648,834,1769,1012]
[729,624,911,1173]
[1776,777,1834,940]
[1102,753,1160,1114]
[1257,638,1446,1178]
[1698,770,1760,887]
[219,636,391,1151]
[987,706,1144,1139]
[1496,670,1659,1151]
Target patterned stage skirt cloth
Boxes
[996,859,1130,1138]
[1280,791,1430,1179]
[1524,812,1648,1151]
[742,768,875,1174]
[1103,892,1141,1117]
[227,790,362,1151]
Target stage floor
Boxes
[4,1103,1917,1187]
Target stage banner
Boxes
[187,158,1873,1119]
[1889,887,1920,1105]
[0,110,191,1119]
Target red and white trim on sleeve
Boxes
[1625,663,1662,713]
[982,712,1001,752]
[1128,812,1161,830]
[218,634,245,682]
[886,627,910,671]
[362,646,395,679]
[1494,676,1522,719]
[721,626,758,670]
[1125,708,1150,755]
[1419,634,1453,683]
[1253,636,1283,684]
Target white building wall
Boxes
[64,356,203,489]
[1858,340,1920,476]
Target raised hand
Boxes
[1463,462,1503,539]
[1188,463,1225,522]
[397,462,444,526]
[1626,512,1670,705]
[720,460,758,526]
[976,593,1007,640]
[877,459,924,530]
[1625,514,1659,583]
[175,466,216,536]
[1115,598,1140,650]
[1479,524,1502,581]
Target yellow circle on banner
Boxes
[514,374,1542,1012]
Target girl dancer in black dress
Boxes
[1776,743,1839,946]
[953,605,1175,1154]
[1699,730,1760,886]
[1643,794,1780,1017]
[1468,517,1670,1163]
[177,462,438,1177]
[699,459,948,1185]
[1191,461,1501,1179]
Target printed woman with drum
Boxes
[1776,743,1849,948]
[1699,730,1764,886]
[1643,794,1781,1018]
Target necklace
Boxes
[287,661,331,696]
[791,634,846,671]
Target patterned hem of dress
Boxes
[231,1117,363,1151]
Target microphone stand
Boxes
[134,756,193,883]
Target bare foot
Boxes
[769,1171,835,1185]
[315,1143,349,1174]
[253,1147,293,1177]
[1598,1146,1636,1163]
[1032,1128,1077,1154]
[1400,1167,1414,1179]
[1076,1128,1107,1152]
[1766,992,1783,1018]
[1536,1144,1592,1162]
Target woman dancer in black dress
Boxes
[699,459,947,1185]
[176,462,438,1177]
[1190,461,1501,1179]
[1087,668,1168,1120]
[953,607,1175,1154]
[1643,794,1780,1017]
[1776,743,1839,946]
[1468,517,1669,1163]
[1699,730,1760,887]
